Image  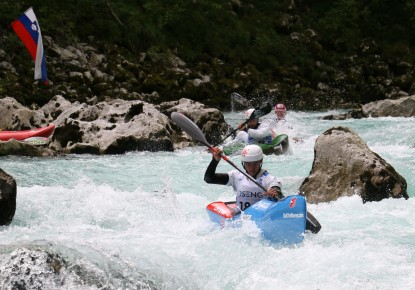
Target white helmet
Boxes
[245,108,256,120]
[241,144,263,162]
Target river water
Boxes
[0,109,414,289]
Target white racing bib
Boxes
[227,169,281,211]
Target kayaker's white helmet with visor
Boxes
[241,144,263,162]
[245,108,256,120]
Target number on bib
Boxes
[239,202,251,211]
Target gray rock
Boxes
[300,126,408,203]
[362,95,415,117]
[46,98,174,154]
[0,61,16,74]
[0,97,35,130]
[0,139,52,157]
[321,108,364,120]
[89,52,106,68]
[0,168,16,226]
[0,247,157,289]
[322,95,415,119]
[0,96,230,155]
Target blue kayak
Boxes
[206,195,307,244]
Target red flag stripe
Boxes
[11,20,37,60]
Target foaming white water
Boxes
[0,111,414,289]
[4,182,415,289]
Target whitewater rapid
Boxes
[1,110,414,289]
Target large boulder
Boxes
[362,95,415,117]
[0,96,230,155]
[323,95,415,120]
[300,126,408,203]
[45,97,175,154]
[0,97,35,130]
[0,168,16,226]
[0,247,156,288]
[0,139,54,157]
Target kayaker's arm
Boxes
[247,122,272,140]
[204,158,229,185]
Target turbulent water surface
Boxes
[1,110,414,289]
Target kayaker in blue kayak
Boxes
[205,143,322,233]
[231,108,273,145]
[204,144,283,210]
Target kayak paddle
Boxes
[231,92,252,107]
[213,102,272,147]
[171,111,267,190]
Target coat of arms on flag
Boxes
[11,7,48,84]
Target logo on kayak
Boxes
[283,213,304,218]
[289,197,297,208]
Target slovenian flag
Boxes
[11,7,48,84]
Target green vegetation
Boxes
[1,0,415,109]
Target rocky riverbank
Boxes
[2,94,415,157]
[1,29,414,112]
[0,96,229,156]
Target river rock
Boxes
[0,96,230,155]
[0,168,16,226]
[0,247,156,288]
[322,95,415,119]
[300,126,408,203]
[43,97,175,154]
[39,96,229,154]
[0,97,36,130]
[0,139,53,157]
[362,95,415,117]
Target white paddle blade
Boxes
[231,92,250,107]
[171,112,209,146]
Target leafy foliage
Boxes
[1,0,415,108]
